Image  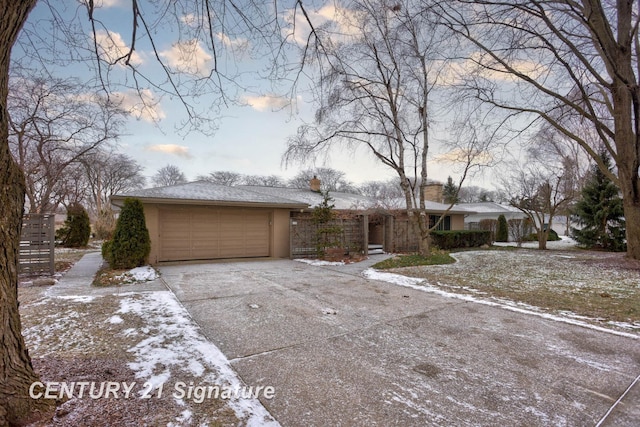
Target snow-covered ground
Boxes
[117,291,280,426]
[364,244,640,337]
[20,283,280,425]
[493,235,578,249]
[116,265,159,282]
[363,267,640,339]
[294,258,345,266]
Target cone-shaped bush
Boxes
[57,203,91,247]
[104,198,150,269]
[496,214,509,242]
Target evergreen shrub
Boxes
[57,203,91,247]
[103,198,150,269]
[496,214,509,242]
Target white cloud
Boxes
[111,89,165,123]
[94,30,143,66]
[180,13,198,27]
[282,2,363,45]
[445,53,548,85]
[85,0,122,8]
[159,40,213,76]
[242,94,293,112]
[215,33,249,50]
[145,144,192,159]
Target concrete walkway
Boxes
[47,252,165,297]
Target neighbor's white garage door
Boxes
[158,206,270,261]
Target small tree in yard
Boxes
[103,198,150,269]
[496,214,509,243]
[93,208,116,240]
[312,191,343,258]
[56,203,91,247]
[508,218,532,248]
[572,151,626,252]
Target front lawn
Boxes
[372,251,456,269]
[380,248,640,330]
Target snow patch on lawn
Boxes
[493,235,578,249]
[116,266,159,282]
[117,291,280,426]
[295,258,345,266]
[108,315,124,324]
[362,268,640,340]
[54,295,96,303]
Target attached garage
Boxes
[111,182,308,264]
[158,206,271,262]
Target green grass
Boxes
[372,252,456,269]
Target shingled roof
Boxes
[111,181,308,209]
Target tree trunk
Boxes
[538,232,548,250]
[1,1,54,425]
[419,231,431,256]
[621,188,640,259]
[415,213,431,256]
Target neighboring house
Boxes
[458,202,528,230]
[111,179,475,264]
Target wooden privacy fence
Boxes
[390,218,421,253]
[19,213,55,275]
[290,216,365,258]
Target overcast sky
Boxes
[15,0,498,188]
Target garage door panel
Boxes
[159,207,270,261]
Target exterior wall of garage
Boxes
[142,204,161,264]
[271,209,292,259]
[141,203,293,264]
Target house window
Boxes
[429,215,451,231]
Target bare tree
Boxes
[152,164,188,187]
[507,218,532,248]
[457,186,501,203]
[1,0,319,423]
[284,0,488,254]
[243,174,286,186]
[81,149,146,215]
[288,167,356,193]
[504,163,577,250]
[196,170,242,186]
[8,70,124,213]
[437,0,640,259]
[358,179,405,209]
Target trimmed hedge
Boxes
[431,230,492,250]
[528,229,561,242]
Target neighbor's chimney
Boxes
[310,175,321,192]
[424,182,444,203]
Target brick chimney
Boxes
[310,176,321,192]
[423,182,443,203]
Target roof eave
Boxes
[109,195,308,210]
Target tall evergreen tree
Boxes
[496,214,509,242]
[572,151,626,251]
[442,176,459,204]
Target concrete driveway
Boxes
[159,258,640,426]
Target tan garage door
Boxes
[159,206,270,261]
